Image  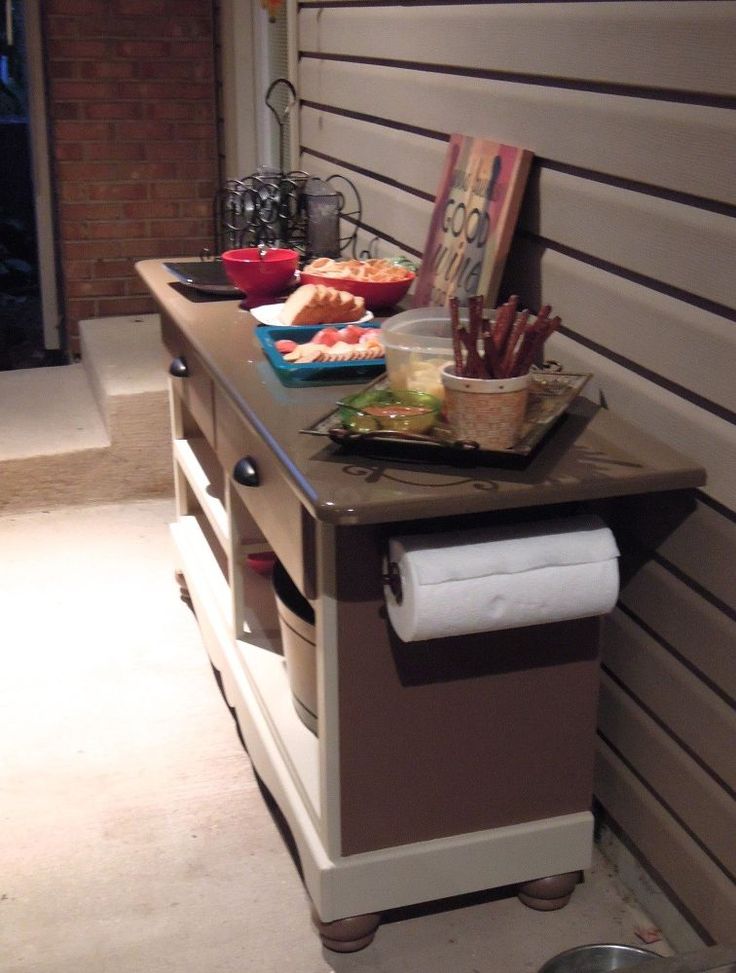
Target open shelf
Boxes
[171,515,234,694]
[172,514,320,821]
[172,515,229,619]
[235,638,321,820]
[235,561,320,819]
[173,436,229,551]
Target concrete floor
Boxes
[0,498,672,973]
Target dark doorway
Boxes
[1,0,62,371]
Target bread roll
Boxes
[279,284,365,326]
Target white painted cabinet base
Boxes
[171,515,593,923]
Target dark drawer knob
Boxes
[233,456,259,487]
[169,356,189,378]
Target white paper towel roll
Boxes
[385,514,619,643]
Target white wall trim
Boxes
[218,0,259,179]
[219,0,299,178]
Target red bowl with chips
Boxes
[299,267,415,310]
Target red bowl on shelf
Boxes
[299,270,415,310]
[246,551,277,576]
[222,247,299,302]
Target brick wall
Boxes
[43,0,220,355]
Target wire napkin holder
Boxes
[213,79,362,260]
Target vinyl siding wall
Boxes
[295,0,736,944]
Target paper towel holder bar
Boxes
[382,561,403,604]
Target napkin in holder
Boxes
[384,514,620,643]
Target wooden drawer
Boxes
[215,386,315,599]
[162,318,215,445]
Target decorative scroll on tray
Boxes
[302,371,592,466]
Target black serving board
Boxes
[164,260,241,295]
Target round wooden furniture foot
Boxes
[310,904,380,952]
[517,871,580,911]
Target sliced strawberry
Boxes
[312,327,341,346]
[338,324,365,344]
[358,328,382,344]
[275,339,298,354]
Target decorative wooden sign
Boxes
[413,134,533,309]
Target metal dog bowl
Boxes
[538,943,657,973]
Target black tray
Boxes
[302,371,592,467]
[164,260,241,295]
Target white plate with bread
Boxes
[251,283,374,327]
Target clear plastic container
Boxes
[381,306,463,401]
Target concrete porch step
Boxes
[0,363,110,462]
[80,314,168,445]
[0,315,172,514]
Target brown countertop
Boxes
[137,259,706,526]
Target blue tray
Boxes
[255,324,385,387]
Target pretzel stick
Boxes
[467,295,486,377]
[507,304,550,376]
[482,334,501,378]
[453,296,481,378]
[534,305,552,332]
[513,315,561,376]
[457,325,481,377]
[508,319,543,377]
[492,295,518,355]
[481,317,502,379]
[499,308,530,377]
[449,297,464,376]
